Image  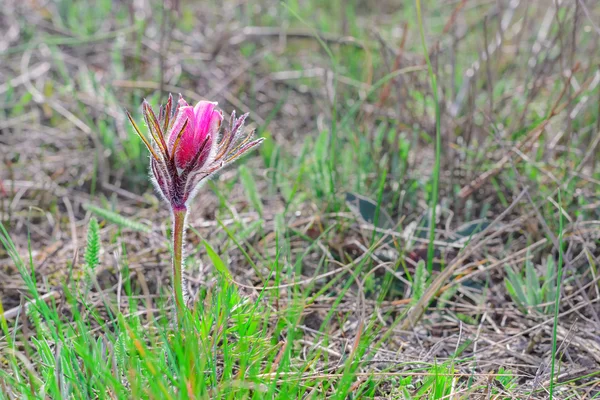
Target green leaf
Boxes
[456,313,478,325]
[84,204,151,233]
[438,284,459,307]
[504,265,528,312]
[454,219,491,239]
[541,256,557,312]
[84,217,100,271]
[410,260,427,304]
[525,259,540,307]
[505,278,519,307]
[204,240,232,281]
[345,192,394,229]
[239,166,263,217]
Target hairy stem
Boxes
[172,206,188,325]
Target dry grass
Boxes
[1,0,600,398]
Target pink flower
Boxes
[168,99,222,170]
[127,94,263,209]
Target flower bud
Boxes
[168,100,223,170]
[127,94,263,209]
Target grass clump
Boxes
[2,0,600,398]
[504,255,557,315]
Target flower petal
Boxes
[193,101,222,144]
[169,106,197,169]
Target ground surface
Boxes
[1,0,600,399]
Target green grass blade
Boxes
[84,204,151,233]
[549,189,565,399]
[415,0,442,274]
[239,165,263,217]
[204,240,232,281]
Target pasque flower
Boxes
[128,95,262,209]
[127,94,263,324]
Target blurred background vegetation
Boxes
[1,0,600,398]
